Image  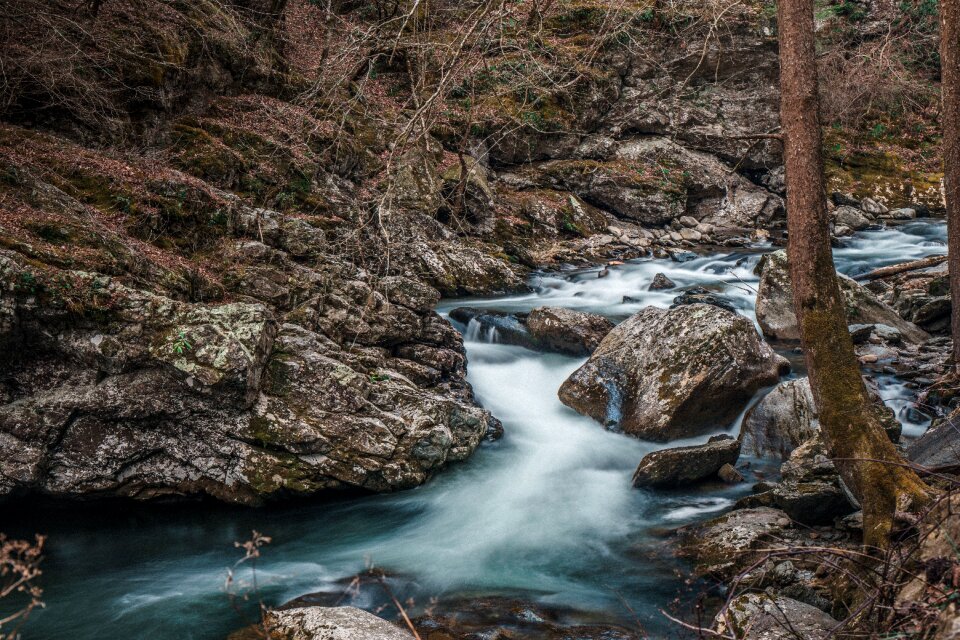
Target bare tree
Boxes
[942,0,960,372]
[777,0,931,548]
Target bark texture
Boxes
[777,0,930,547]
[942,0,960,370]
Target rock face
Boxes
[0,248,497,505]
[632,435,741,488]
[264,606,413,640]
[525,307,614,356]
[715,593,839,640]
[740,378,819,460]
[755,250,929,343]
[558,304,789,442]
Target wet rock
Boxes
[907,415,960,473]
[755,250,929,343]
[632,435,741,488]
[264,606,413,640]
[740,378,818,460]
[715,593,840,639]
[525,307,614,356]
[670,287,738,314]
[411,596,637,640]
[670,250,698,263]
[718,463,745,483]
[558,304,789,442]
[677,507,792,579]
[649,272,677,290]
[447,307,534,349]
[833,205,872,231]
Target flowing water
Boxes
[2,221,946,639]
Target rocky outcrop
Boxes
[0,244,498,505]
[632,435,741,488]
[263,606,413,640]
[558,304,789,442]
[755,250,929,343]
[715,593,840,640]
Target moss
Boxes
[245,451,326,496]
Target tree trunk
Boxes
[777,0,931,548]
[943,0,960,371]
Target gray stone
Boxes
[266,606,413,640]
[907,417,960,473]
[559,305,789,442]
[678,507,792,579]
[740,378,818,460]
[834,205,872,230]
[525,307,614,356]
[632,435,741,488]
[715,593,839,639]
[861,197,889,215]
[649,273,677,290]
[755,250,929,343]
[718,463,744,483]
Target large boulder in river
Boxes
[677,507,793,579]
[632,435,741,488]
[558,304,789,442]
[755,250,929,343]
[740,376,902,460]
[525,306,614,356]
[263,606,413,640]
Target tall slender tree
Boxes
[777,0,930,548]
[943,0,960,371]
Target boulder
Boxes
[755,250,929,343]
[771,480,854,524]
[525,307,614,356]
[448,307,534,349]
[559,304,789,441]
[649,272,677,290]
[907,415,960,473]
[861,197,889,215]
[833,205,872,231]
[632,435,741,488]
[739,378,818,460]
[264,606,413,640]
[715,593,839,640]
[677,507,793,579]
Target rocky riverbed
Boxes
[2,219,951,639]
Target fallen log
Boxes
[854,254,948,281]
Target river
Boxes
[1,220,946,639]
